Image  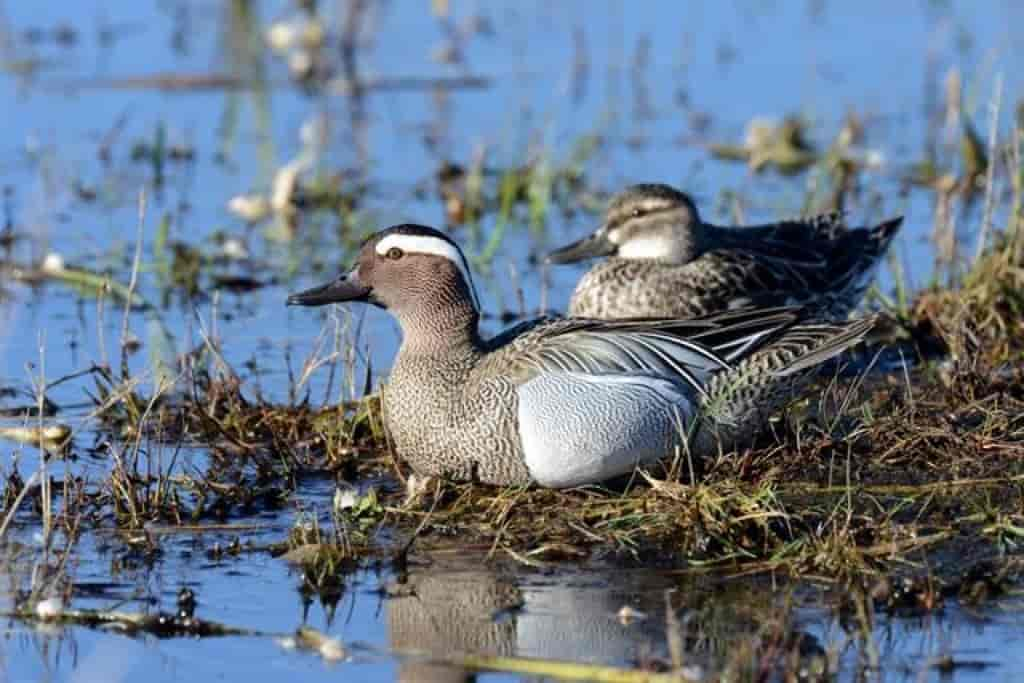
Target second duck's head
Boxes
[287,224,480,328]
[547,183,704,266]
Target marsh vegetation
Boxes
[1,1,1024,680]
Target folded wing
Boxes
[482,306,803,397]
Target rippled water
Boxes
[2,1,1024,680]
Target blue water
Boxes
[4,526,1024,682]
[4,514,1024,683]
[2,1,1024,680]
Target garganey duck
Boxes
[288,224,874,488]
[547,183,902,320]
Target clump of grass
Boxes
[709,115,818,174]
[278,511,356,593]
[914,234,1024,351]
[276,487,387,603]
[436,134,602,263]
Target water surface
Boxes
[2,1,1024,680]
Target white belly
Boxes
[516,372,696,488]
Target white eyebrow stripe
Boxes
[375,233,481,310]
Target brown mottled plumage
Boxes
[548,183,903,320]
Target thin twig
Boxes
[0,471,41,540]
[975,73,1003,265]
[35,331,52,547]
[121,189,146,381]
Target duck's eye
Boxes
[631,207,643,218]
[385,247,404,260]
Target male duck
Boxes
[547,183,903,320]
[288,224,873,488]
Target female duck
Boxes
[547,183,902,320]
[288,224,873,488]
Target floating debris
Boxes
[64,73,247,91]
[2,253,149,309]
[709,116,817,174]
[288,626,348,662]
[271,158,309,215]
[0,423,72,449]
[5,605,259,638]
[226,118,322,236]
[41,252,65,273]
[227,194,272,223]
[218,237,251,261]
[333,481,359,513]
[34,597,65,620]
[177,587,198,619]
[211,275,266,294]
[616,605,648,625]
[265,19,302,55]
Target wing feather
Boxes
[479,306,804,394]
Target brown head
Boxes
[546,183,705,266]
[287,224,481,340]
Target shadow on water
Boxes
[1,0,1024,680]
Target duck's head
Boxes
[287,224,480,319]
[546,183,703,266]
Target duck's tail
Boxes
[863,216,904,259]
[691,314,876,457]
[823,216,904,314]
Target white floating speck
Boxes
[333,483,358,512]
[319,638,346,661]
[299,115,328,149]
[228,194,271,223]
[616,605,648,624]
[35,597,64,620]
[220,237,250,261]
[271,159,308,213]
[744,117,777,150]
[864,149,886,169]
[41,252,65,274]
[266,20,300,54]
[680,664,704,681]
[288,50,315,81]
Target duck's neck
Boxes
[395,304,481,360]
[681,221,717,262]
